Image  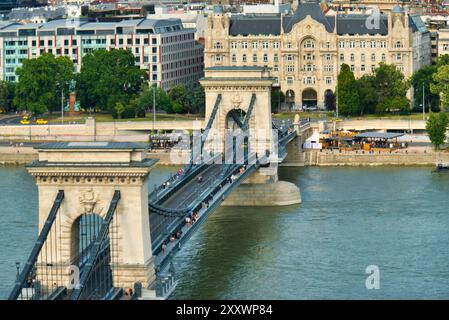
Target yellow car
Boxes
[36,119,48,125]
[20,119,30,125]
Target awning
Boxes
[354,132,404,139]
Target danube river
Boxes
[1,165,449,299]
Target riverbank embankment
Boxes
[283,149,449,167]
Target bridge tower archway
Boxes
[200,66,274,159]
[27,143,158,297]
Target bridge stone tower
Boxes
[27,142,157,293]
[200,66,274,156]
[200,66,301,206]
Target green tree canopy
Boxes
[356,75,377,115]
[168,84,187,113]
[431,64,449,111]
[185,81,205,115]
[437,54,449,68]
[14,53,73,115]
[411,65,439,112]
[337,64,359,116]
[135,84,173,115]
[426,112,448,150]
[0,81,16,112]
[373,63,410,114]
[77,49,147,117]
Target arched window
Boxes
[361,53,365,62]
[232,54,236,62]
[303,38,315,49]
[242,54,247,62]
[371,53,376,61]
[214,42,222,49]
[395,41,402,48]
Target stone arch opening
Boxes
[302,88,317,109]
[70,213,114,299]
[225,108,248,163]
[226,108,246,131]
[324,89,335,111]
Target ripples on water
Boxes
[1,166,449,299]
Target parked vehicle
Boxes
[20,116,30,125]
[36,119,48,125]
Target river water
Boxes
[1,165,449,299]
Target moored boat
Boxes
[435,162,449,172]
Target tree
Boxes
[356,75,377,115]
[437,54,449,68]
[172,101,184,113]
[77,49,147,117]
[0,81,16,112]
[168,84,187,113]
[426,112,448,150]
[337,64,359,116]
[14,53,73,115]
[431,64,449,111]
[375,96,410,114]
[411,65,439,112]
[114,102,125,119]
[135,84,173,115]
[372,63,410,114]
[185,81,205,114]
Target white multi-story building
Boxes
[0,18,204,90]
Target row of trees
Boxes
[337,55,449,117]
[337,63,410,116]
[3,49,205,118]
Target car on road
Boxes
[36,119,48,125]
[20,116,30,125]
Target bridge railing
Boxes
[153,155,262,273]
[149,153,222,204]
[8,190,65,300]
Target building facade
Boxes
[205,1,430,108]
[437,28,449,59]
[0,18,204,90]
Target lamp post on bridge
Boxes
[15,262,20,280]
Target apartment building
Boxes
[0,18,204,90]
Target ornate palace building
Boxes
[204,0,430,109]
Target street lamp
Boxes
[56,82,65,124]
[152,85,156,133]
[15,262,20,280]
[422,84,426,121]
